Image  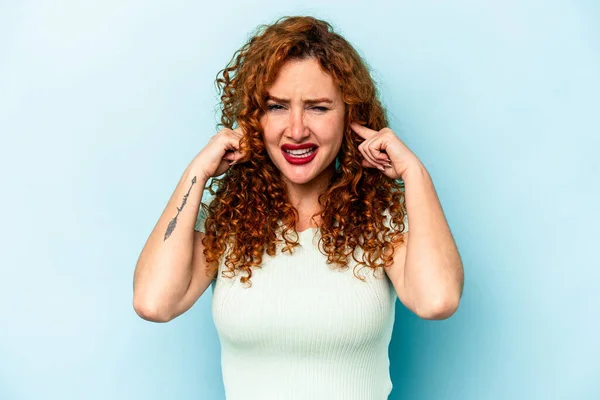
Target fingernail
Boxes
[378,165,385,172]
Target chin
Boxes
[268,148,335,186]
[280,168,317,185]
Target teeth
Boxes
[284,148,315,157]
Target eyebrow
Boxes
[266,95,333,105]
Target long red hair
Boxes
[201,15,407,287]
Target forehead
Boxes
[267,58,340,99]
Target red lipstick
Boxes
[281,143,319,165]
[281,143,317,150]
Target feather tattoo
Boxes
[164,176,197,241]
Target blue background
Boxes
[1,0,598,399]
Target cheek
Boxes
[260,119,275,143]
[263,132,281,153]
[328,118,345,147]
[261,119,283,143]
[312,114,343,134]
[261,129,282,161]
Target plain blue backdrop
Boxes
[1,0,598,399]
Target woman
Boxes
[133,15,464,399]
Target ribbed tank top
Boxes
[194,196,407,399]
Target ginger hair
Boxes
[201,15,408,287]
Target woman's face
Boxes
[259,58,345,188]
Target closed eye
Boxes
[266,104,329,112]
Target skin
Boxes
[257,58,464,319]
[133,57,462,323]
[259,58,346,231]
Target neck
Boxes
[283,163,335,222]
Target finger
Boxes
[228,147,246,165]
[361,160,380,170]
[361,159,374,168]
[225,154,239,167]
[366,141,393,166]
[373,149,392,165]
[359,142,386,172]
[358,141,378,167]
[223,149,243,161]
[222,150,234,161]
[223,140,242,155]
[361,140,388,168]
[350,122,377,139]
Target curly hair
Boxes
[201,15,408,287]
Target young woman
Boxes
[134,15,464,399]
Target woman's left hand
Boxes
[350,122,423,180]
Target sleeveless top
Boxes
[194,194,408,400]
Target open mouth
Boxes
[281,146,319,165]
[283,147,317,158]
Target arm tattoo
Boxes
[164,176,197,241]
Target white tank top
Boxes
[195,197,407,399]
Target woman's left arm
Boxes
[401,162,464,320]
[351,122,464,320]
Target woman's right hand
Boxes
[191,126,246,182]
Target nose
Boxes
[287,107,310,142]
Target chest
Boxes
[210,232,397,354]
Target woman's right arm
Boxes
[132,127,245,322]
[132,165,211,323]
